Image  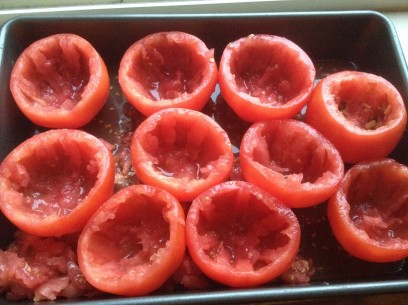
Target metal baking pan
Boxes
[0,10,408,304]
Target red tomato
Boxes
[0,129,115,236]
[77,184,186,296]
[240,119,344,208]
[327,159,408,262]
[118,31,218,116]
[10,33,110,129]
[130,108,234,202]
[218,34,315,122]
[305,71,407,164]
[186,180,300,287]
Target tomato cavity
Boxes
[196,190,291,270]
[20,37,90,110]
[248,120,340,185]
[140,111,229,180]
[129,35,206,101]
[10,139,97,218]
[85,198,169,277]
[230,35,310,105]
[331,78,392,130]
[346,161,408,244]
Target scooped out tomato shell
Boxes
[119,31,218,116]
[240,119,344,208]
[77,184,186,296]
[219,34,315,122]
[130,107,234,202]
[328,158,408,262]
[305,71,407,164]
[10,33,110,129]
[0,129,115,237]
[186,180,301,287]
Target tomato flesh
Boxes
[10,33,110,129]
[219,34,315,122]
[131,108,233,202]
[119,32,217,116]
[328,159,408,262]
[78,184,186,296]
[305,71,407,164]
[240,119,344,208]
[186,181,300,287]
[19,42,89,110]
[0,232,96,301]
[21,147,96,218]
[131,39,205,101]
[0,129,115,236]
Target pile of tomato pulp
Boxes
[1,31,408,301]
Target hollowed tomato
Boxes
[130,108,233,202]
[218,34,315,122]
[185,180,300,287]
[77,184,186,296]
[327,159,408,262]
[118,31,218,116]
[305,71,407,164]
[240,119,344,208]
[10,33,110,129]
[0,129,115,236]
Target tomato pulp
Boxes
[219,34,315,122]
[10,33,110,129]
[328,159,408,262]
[240,119,344,208]
[119,31,218,116]
[77,184,186,296]
[0,232,96,301]
[186,180,300,287]
[130,108,234,202]
[0,129,115,236]
[305,71,407,164]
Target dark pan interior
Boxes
[0,11,408,304]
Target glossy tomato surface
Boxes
[186,180,300,287]
[77,184,186,296]
[130,108,233,202]
[240,119,344,208]
[0,129,115,236]
[305,71,407,164]
[219,34,315,122]
[119,31,218,116]
[10,33,110,129]
[328,159,408,262]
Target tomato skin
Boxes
[0,129,115,236]
[240,119,344,208]
[186,181,300,288]
[130,108,233,202]
[10,33,110,129]
[77,184,186,296]
[119,31,218,116]
[219,34,315,122]
[327,159,408,262]
[305,71,407,164]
